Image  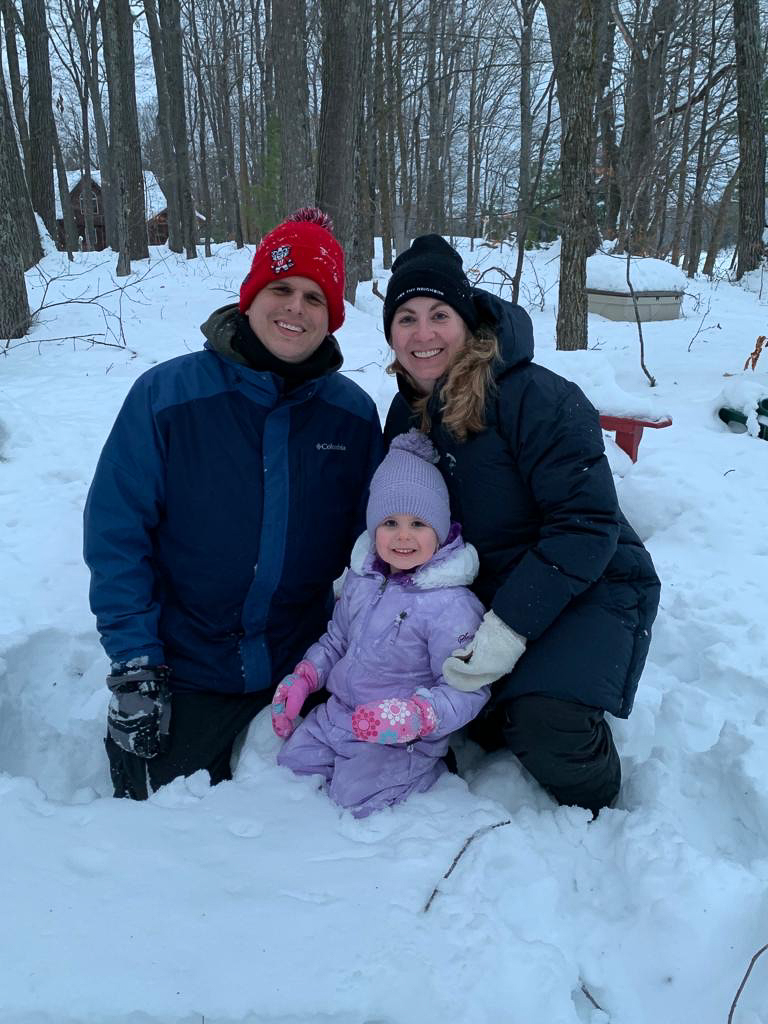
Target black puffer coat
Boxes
[384,289,660,718]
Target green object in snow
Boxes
[718,401,768,440]
[718,407,748,433]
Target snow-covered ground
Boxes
[1,238,767,1024]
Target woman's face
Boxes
[389,297,469,392]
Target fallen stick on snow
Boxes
[422,818,511,912]
[727,942,768,1024]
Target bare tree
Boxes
[53,112,78,257]
[733,0,765,278]
[103,0,149,272]
[1,0,31,175]
[544,0,597,350]
[49,0,97,248]
[160,0,197,256]
[615,0,677,254]
[0,72,31,338]
[272,0,314,214]
[144,0,182,251]
[21,0,56,233]
[0,58,41,269]
[316,0,370,301]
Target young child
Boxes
[272,429,489,817]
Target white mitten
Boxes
[442,610,526,691]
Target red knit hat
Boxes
[238,208,345,333]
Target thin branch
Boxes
[687,295,713,352]
[580,983,604,1012]
[423,819,511,912]
[609,0,635,54]
[472,265,516,288]
[624,251,656,387]
[727,943,768,1024]
[655,64,735,125]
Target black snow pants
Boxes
[105,689,274,800]
[468,695,621,816]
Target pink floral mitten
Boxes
[271,661,319,738]
[351,696,438,744]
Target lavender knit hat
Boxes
[366,429,450,543]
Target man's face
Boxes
[246,275,330,363]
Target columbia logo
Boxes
[316,442,346,451]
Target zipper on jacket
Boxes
[391,610,408,643]
[354,577,389,655]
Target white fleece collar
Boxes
[349,532,479,589]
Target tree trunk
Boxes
[734,0,765,278]
[272,0,314,214]
[616,0,676,254]
[22,0,56,234]
[86,0,117,249]
[316,0,371,302]
[1,0,31,176]
[357,57,375,285]
[144,0,181,251]
[669,5,697,266]
[80,94,97,250]
[0,62,42,269]
[103,0,149,272]
[702,167,738,277]
[544,0,597,350]
[374,0,393,267]
[512,0,536,303]
[53,129,77,257]
[423,0,444,234]
[0,73,31,338]
[194,59,213,255]
[159,0,197,257]
[594,0,619,240]
[684,100,709,278]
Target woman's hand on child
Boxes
[351,696,437,744]
[271,660,319,739]
[442,610,526,691]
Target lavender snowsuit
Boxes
[278,527,488,815]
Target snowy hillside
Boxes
[1,239,767,1024]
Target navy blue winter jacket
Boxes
[384,289,660,717]
[84,306,383,695]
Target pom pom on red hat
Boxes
[239,207,345,333]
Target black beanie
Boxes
[383,234,479,340]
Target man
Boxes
[84,208,383,799]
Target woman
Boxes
[382,234,660,815]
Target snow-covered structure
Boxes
[54,170,202,250]
[586,251,686,321]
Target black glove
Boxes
[106,663,171,759]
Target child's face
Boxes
[375,515,439,572]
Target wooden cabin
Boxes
[55,170,173,250]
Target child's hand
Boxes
[351,696,437,744]
[271,661,319,738]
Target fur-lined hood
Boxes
[348,523,478,590]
